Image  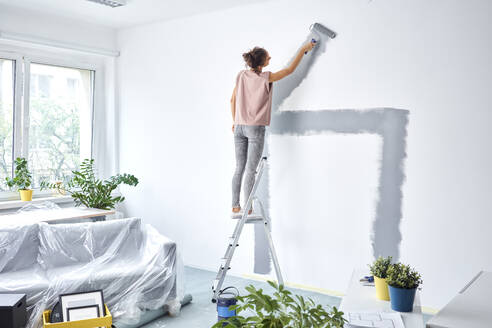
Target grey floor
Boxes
[141,266,432,327]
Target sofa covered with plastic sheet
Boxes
[0,217,180,328]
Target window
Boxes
[28,63,94,187]
[0,55,95,196]
[0,58,15,191]
[30,74,53,98]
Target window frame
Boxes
[0,49,102,201]
[0,51,22,200]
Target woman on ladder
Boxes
[231,41,316,215]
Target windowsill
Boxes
[0,195,74,211]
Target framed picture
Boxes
[67,305,100,321]
[59,290,105,322]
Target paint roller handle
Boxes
[304,39,317,54]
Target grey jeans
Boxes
[232,124,266,208]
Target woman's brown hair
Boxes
[242,47,268,74]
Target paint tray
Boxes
[42,304,112,328]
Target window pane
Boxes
[0,59,15,191]
[29,63,93,187]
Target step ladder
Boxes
[211,157,284,302]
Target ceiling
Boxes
[0,0,270,29]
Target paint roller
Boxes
[305,22,337,54]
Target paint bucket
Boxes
[374,276,390,301]
[217,287,239,325]
[388,285,417,312]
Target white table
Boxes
[0,207,115,226]
[426,271,492,328]
[340,269,424,328]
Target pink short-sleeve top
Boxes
[234,70,273,126]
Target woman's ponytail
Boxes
[242,47,268,74]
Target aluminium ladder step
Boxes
[231,213,265,223]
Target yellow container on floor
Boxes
[43,304,112,328]
[374,276,390,301]
[19,189,33,201]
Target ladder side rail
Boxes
[263,222,284,285]
[213,209,251,297]
[213,264,229,300]
[214,214,248,295]
[257,199,284,285]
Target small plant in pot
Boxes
[369,256,392,301]
[212,281,347,328]
[5,157,33,201]
[386,263,423,312]
[40,159,138,211]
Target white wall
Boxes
[117,0,492,309]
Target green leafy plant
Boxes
[5,157,32,191]
[40,159,138,210]
[368,256,393,278]
[386,263,422,289]
[212,281,346,328]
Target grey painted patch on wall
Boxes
[253,28,409,274]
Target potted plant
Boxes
[386,263,423,312]
[6,157,33,201]
[368,256,393,301]
[40,159,138,211]
[212,281,347,328]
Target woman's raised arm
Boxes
[269,41,315,82]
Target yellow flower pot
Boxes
[374,276,390,301]
[19,189,33,201]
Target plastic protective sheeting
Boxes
[0,217,182,328]
[16,201,61,213]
